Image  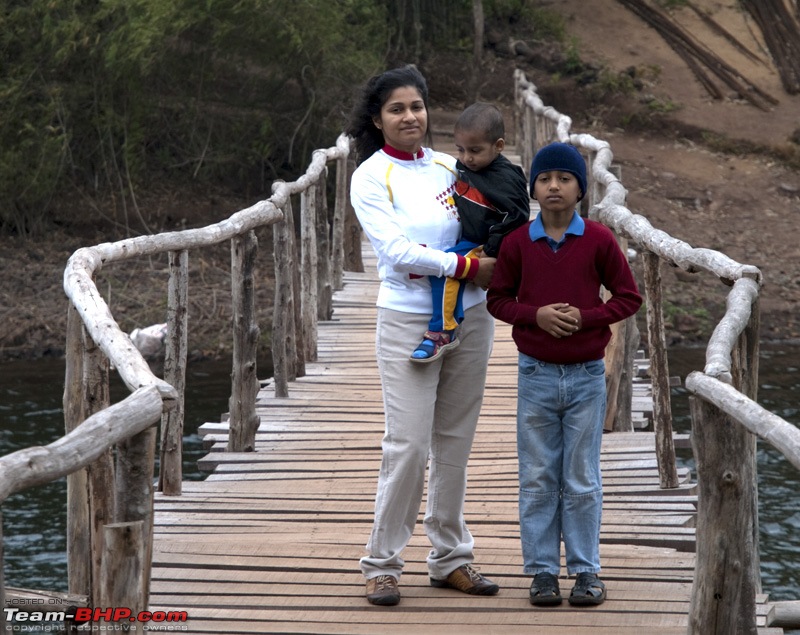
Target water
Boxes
[1,345,798,607]
[0,358,236,594]
[668,344,800,602]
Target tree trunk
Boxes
[467,0,484,103]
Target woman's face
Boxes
[373,86,427,154]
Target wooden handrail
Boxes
[686,371,800,471]
[0,386,163,503]
[0,131,355,632]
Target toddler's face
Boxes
[454,129,503,172]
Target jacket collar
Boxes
[382,144,424,161]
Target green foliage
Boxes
[484,1,563,41]
[0,2,68,235]
[563,38,583,74]
[655,0,688,9]
[664,302,711,322]
[379,0,473,60]
[0,0,388,235]
[647,98,681,114]
[1,0,586,236]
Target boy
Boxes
[486,142,642,606]
[410,102,530,362]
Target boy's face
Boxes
[454,129,504,172]
[532,171,582,213]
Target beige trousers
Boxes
[360,302,494,581]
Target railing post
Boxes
[603,321,638,432]
[618,313,640,430]
[535,115,548,154]
[288,195,307,378]
[272,197,297,398]
[602,230,639,432]
[514,73,529,174]
[64,304,91,601]
[84,333,115,606]
[732,292,762,595]
[523,99,535,176]
[228,230,261,452]
[689,394,759,634]
[642,250,679,488]
[113,428,157,608]
[583,150,619,217]
[159,249,188,495]
[315,165,333,320]
[99,521,146,625]
[332,154,347,289]
[342,155,364,273]
[734,289,761,402]
[301,185,319,362]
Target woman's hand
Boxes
[472,255,496,290]
[536,303,580,338]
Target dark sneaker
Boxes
[430,564,499,595]
[529,572,562,606]
[365,575,400,606]
[568,572,606,606]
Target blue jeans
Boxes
[516,353,606,576]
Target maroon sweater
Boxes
[487,219,642,364]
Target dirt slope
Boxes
[556,0,800,344]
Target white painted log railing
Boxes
[513,69,799,634]
[0,133,356,630]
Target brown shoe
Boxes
[430,564,499,595]
[365,575,401,606]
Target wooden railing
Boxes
[0,134,360,630]
[513,69,800,633]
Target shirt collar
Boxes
[529,210,585,242]
[382,144,424,161]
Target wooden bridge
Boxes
[146,243,774,634]
[2,70,800,634]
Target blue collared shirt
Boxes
[529,210,585,251]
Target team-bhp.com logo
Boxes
[4,606,189,631]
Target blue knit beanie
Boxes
[530,142,587,200]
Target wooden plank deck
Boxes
[149,246,780,634]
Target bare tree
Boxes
[467,0,484,103]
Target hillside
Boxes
[561,0,800,345]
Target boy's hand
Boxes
[558,304,582,331]
[536,303,580,338]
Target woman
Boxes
[346,65,499,606]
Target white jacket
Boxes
[351,146,486,314]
